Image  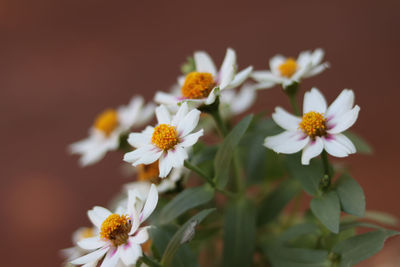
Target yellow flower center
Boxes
[94,109,118,136]
[278,58,298,78]
[151,124,179,150]
[299,111,327,138]
[181,72,215,99]
[138,161,162,184]
[100,214,132,246]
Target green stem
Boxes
[320,150,332,189]
[184,160,215,187]
[141,254,161,267]
[288,93,300,116]
[210,110,228,137]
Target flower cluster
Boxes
[64,48,397,267]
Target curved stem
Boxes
[184,160,215,187]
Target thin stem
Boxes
[184,160,215,187]
[210,110,228,137]
[320,150,332,190]
[288,93,300,116]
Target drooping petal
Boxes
[177,108,201,137]
[167,146,188,168]
[119,242,142,266]
[88,206,112,228]
[228,85,256,115]
[272,107,302,131]
[123,145,162,166]
[130,227,150,244]
[77,237,106,250]
[194,51,217,76]
[180,130,204,148]
[227,66,253,89]
[139,184,158,223]
[171,102,188,127]
[326,89,355,119]
[100,248,120,267]
[303,87,327,114]
[218,48,236,89]
[264,131,309,154]
[301,136,324,165]
[327,105,360,134]
[158,152,173,178]
[71,247,109,265]
[155,105,171,125]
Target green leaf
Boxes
[285,154,324,196]
[335,174,365,217]
[222,198,256,267]
[215,115,253,189]
[310,191,341,233]
[161,208,215,267]
[343,131,373,154]
[364,211,398,226]
[258,179,302,226]
[333,230,399,266]
[279,222,321,243]
[159,185,214,224]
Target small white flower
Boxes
[124,103,203,178]
[264,88,360,164]
[155,48,253,107]
[219,83,257,118]
[252,48,329,89]
[70,185,158,267]
[69,97,155,166]
[61,227,97,264]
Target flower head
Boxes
[264,88,360,164]
[251,48,329,89]
[124,103,203,177]
[69,97,155,166]
[155,48,253,108]
[70,184,158,267]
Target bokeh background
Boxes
[1,0,399,266]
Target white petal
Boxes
[334,133,356,153]
[140,184,158,223]
[154,91,180,105]
[180,129,204,147]
[130,227,150,244]
[177,108,201,137]
[100,248,120,267]
[272,107,301,131]
[119,242,142,266]
[136,102,156,126]
[264,131,309,154]
[252,81,276,90]
[117,96,144,128]
[227,66,253,89]
[301,137,324,165]
[71,247,109,265]
[123,145,162,165]
[171,102,189,127]
[127,130,152,148]
[218,48,236,89]
[158,152,173,178]
[228,85,256,115]
[311,48,325,66]
[323,135,355,157]
[326,89,355,119]
[77,237,106,250]
[327,105,360,134]
[167,146,188,168]
[251,70,282,84]
[88,206,112,228]
[155,105,171,124]
[204,87,218,105]
[194,51,217,76]
[269,55,286,75]
[303,63,329,78]
[303,87,327,114]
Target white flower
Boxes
[264,88,360,164]
[155,48,253,107]
[61,227,97,264]
[123,103,203,178]
[69,96,155,166]
[70,184,158,267]
[252,48,329,89]
[219,83,257,118]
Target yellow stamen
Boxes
[151,124,179,150]
[94,109,118,136]
[138,161,162,184]
[278,58,298,78]
[299,111,327,138]
[181,72,215,99]
[100,214,131,246]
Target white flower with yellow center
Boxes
[123,103,203,178]
[251,48,329,89]
[264,88,360,164]
[70,185,158,267]
[69,97,155,166]
[155,48,253,107]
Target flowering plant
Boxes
[63,48,398,267]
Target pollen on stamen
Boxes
[151,124,179,150]
[299,111,327,138]
[181,72,215,99]
[278,58,298,78]
[100,214,131,246]
[94,109,119,136]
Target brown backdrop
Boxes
[1,0,399,266]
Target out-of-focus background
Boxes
[1,0,399,266]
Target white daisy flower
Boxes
[69,96,155,166]
[61,227,97,265]
[70,184,158,267]
[123,103,203,178]
[155,48,253,107]
[251,48,329,89]
[264,88,360,164]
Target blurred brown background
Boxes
[1,0,399,266]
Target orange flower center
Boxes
[151,124,179,150]
[138,161,162,184]
[299,111,327,138]
[278,58,298,78]
[181,72,215,99]
[94,109,118,136]
[100,214,132,246]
